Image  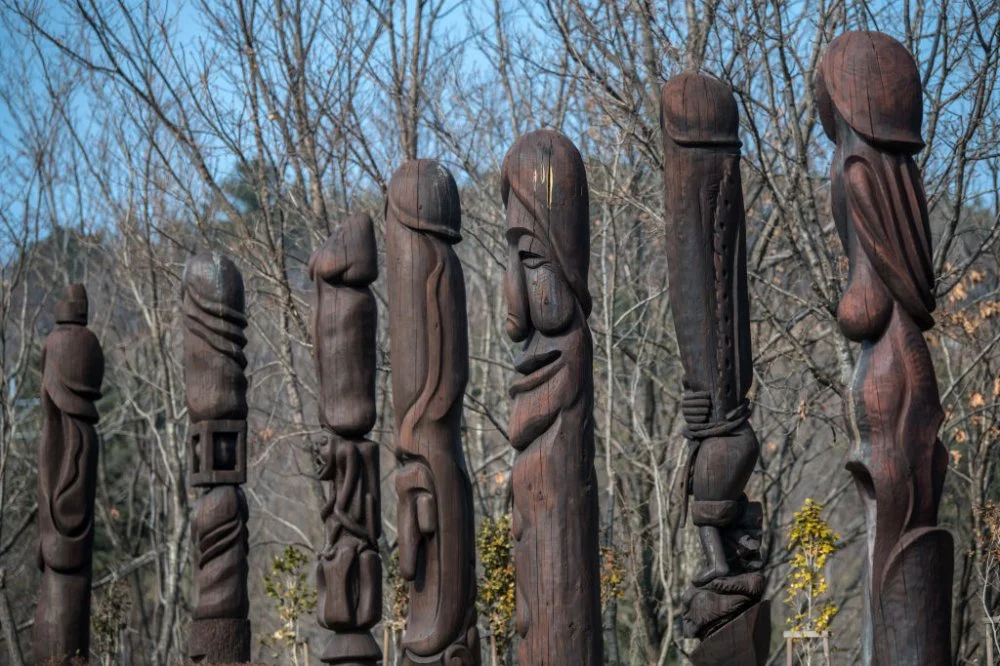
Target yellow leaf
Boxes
[949,281,968,303]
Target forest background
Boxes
[0,0,998,664]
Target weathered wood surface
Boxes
[309,213,382,665]
[386,159,481,666]
[818,30,953,666]
[34,284,105,665]
[660,72,769,666]
[501,129,603,665]
[182,252,251,663]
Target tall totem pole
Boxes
[501,129,603,665]
[35,284,104,664]
[182,252,251,663]
[661,73,769,665]
[818,31,953,665]
[309,213,383,665]
[385,159,481,665]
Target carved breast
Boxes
[837,251,894,342]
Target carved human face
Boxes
[505,221,588,452]
[505,228,576,343]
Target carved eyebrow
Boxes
[505,227,526,243]
[517,234,547,256]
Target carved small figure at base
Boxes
[501,129,603,665]
[661,72,769,665]
[182,252,251,663]
[386,160,481,666]
[818,31,953,666]
[35,284,105,665]
[309,213,382,665]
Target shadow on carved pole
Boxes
[500,129,603,665]
[309,213,382,665]
[817,31,953,666]
[182,252,251,663]
[660,72,770,666]
[385,159,481,666]
[35,284,105,665]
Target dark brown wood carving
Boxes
[34,284,105,664]
[309,213,382,665]
[818,31,953,666]
[501,129,603,665]
[182,252,251,663]
[660,72,770,666]
[385,159,481,666]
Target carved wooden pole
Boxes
[182,252,251,663]
[817,31,953,665]
[385,159,481,665]
[501,129,603,665]
[309,213,382,665]
[34,284,104,664]
[660,72,770,666]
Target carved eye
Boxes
[520,251,546,270]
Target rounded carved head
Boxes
[182,251,246,315]
[54,283,89,325]
[501,128,591,329]
[817,31,924,152]
[660,71,741,148]
[308,212,378,287]
[386,159,462,243]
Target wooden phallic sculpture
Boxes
[818,31,952,665]
[385,160,481,665]
[309,213,382,665]
[501,129,603,665]
[182,252,251,663]
[660,73,769,665]
[35,284,105,664]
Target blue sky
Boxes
[0,0,994,256]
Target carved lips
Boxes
[502,129,603,665]
[508,326,585,453]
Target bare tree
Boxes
[0,0,996,664]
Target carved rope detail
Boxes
[661,72,770,666]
